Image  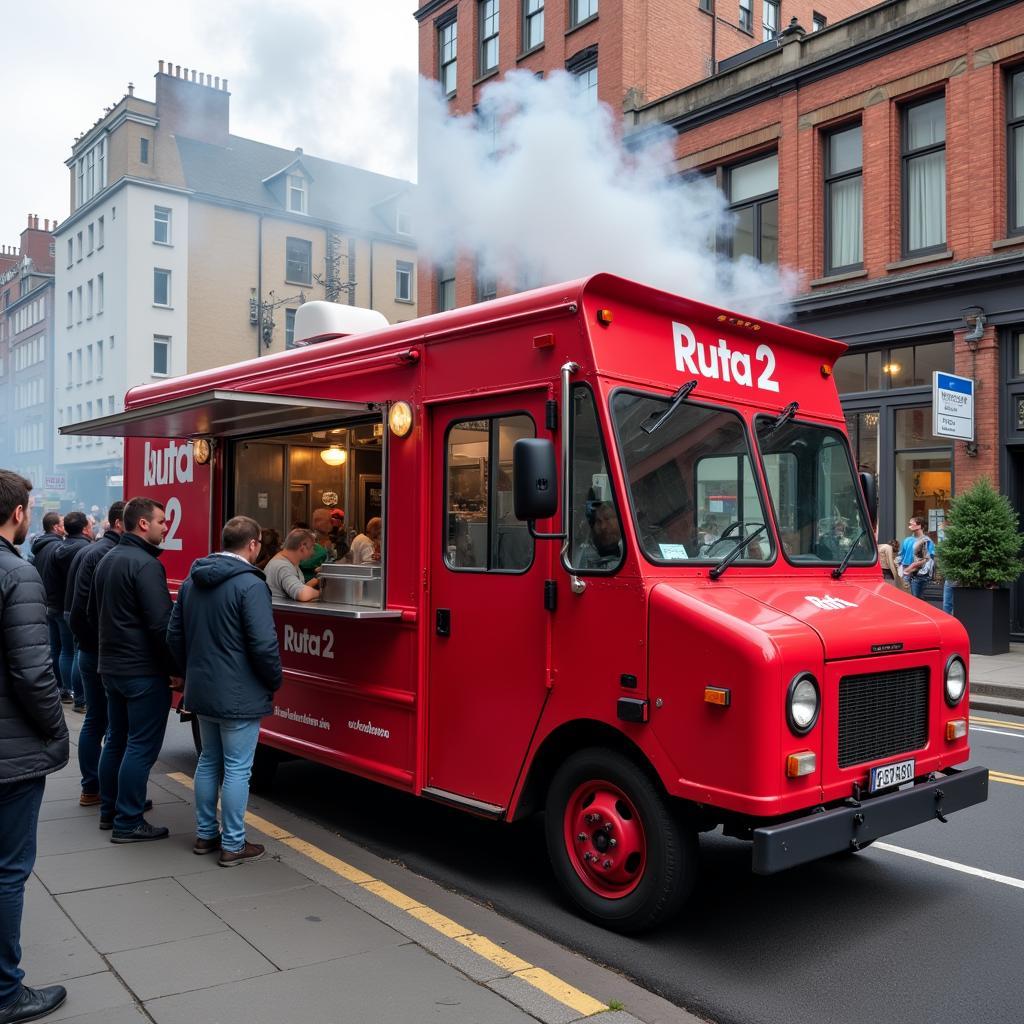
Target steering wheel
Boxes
[704,520,765,559]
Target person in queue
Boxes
[88,497,181,842]
[66,501,126,809]
[349,518,382,565]
[168,516,282,867]
[265,529,321,602]
[898,515,935,599]
[28,513,66,703]
[0,471,69,1024]
[299,508,334,582]
[254,528,281,571]
[41,511,93,713]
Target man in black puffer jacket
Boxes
[167,515,282,868]
[0,471,69,1024]
[28,514,65,703]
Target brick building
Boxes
[55,63,417,508]
[415,0,873,312]
[631,0,1024,634]
[0,215,59,506]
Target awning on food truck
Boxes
[59,389,374,439]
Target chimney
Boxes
[159,60,164,74]
[156,59,231,144]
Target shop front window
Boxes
[834,340,952,395]
[893,405,951,546]
[844,409,879,477]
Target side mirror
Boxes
[513,438,558,522]
[859,471,878,528]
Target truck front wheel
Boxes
[544,748,696,933]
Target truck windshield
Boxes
[755,416,875,566]
[611,390,774,564]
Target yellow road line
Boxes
[971,716,1024,732]
[164,771,607,1016]
[990,771,1024,788]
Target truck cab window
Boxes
[567,386,624,573]
[611,390,773,564]
[446,414,534,572]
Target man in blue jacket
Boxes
[167,516,282,867]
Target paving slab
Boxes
[176,856,313,905]
[145,942,533,1024]
[41,777,97,804]
[38,799,109,824]
[487,975,587,1024]
[209,883,406,970]
[37,801,198,856]
[19,877,106,983]
[57,876,228,953]
[22,969,136,1022]
[108,929,277,1001]
[35,839,221,894]
[53,1008,150,1024]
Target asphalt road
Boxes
[159,712,1024,1024]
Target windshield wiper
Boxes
[831,527,868,580]
[758,401,799,439]
[642,379,698,435]
[709,524,768,580]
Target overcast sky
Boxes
[0,0,419,246]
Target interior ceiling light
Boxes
[320,445,347,466]
[882,363,901,375]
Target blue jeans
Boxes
[909,575,929,599]
[56,615,82,705]
[45,612,64,693]
[0,777,45,1006]
[943,579,955,615]
[195,717,262,853]
[77,649,108,796]
[99,674,170,832]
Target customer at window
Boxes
[299,508,334,581]
[349,518,382,565]
[265,530,321,602]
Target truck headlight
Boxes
[944,655,967,706]
[787,673,820,735]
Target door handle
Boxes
[436,608,451,636]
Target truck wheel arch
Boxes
[510,719,664,822]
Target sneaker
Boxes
[73,704,86,714]
[99,798,153,829]
[59,691,73,705]
[193,835,222,855]
[110,820,169,844]
[79,792,101,807]
[218,841,265,867]
[0,983,67,1024]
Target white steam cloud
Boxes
[416,72,796,319]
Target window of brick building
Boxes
[699,0,713,11]
[439,15,458,96]
[812,11,827,30]
[763,0,780,40]
[438,263,457,311]
[1009,67,1024,236]
[568,46,598,104]
[286,237,312,285]
[396,260,415,302]
[571,0,598,26]
[739,0,753,34]
[523,0,544,51]
[727,153,778,264]
[479,0,499,75]
[140,138,149,164]
[825,123,863,274]
[477,265,498,302]
[902,95,947,257]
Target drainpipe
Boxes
[256,214,263,358]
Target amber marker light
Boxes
[596,308,613,326]
[704,686,731,707]
[946,719,967,741]
[821,364,833,378]
[388,401,413,438]
[786,751,816,778]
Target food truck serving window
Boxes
[755,416,874,566]
[611,390,774,565]
[231,416,386,607]
[445,415,535,572]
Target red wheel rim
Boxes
[562,779,647,899]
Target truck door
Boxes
[427,393,552,811]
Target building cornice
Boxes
[414,0,457,23]
[630,0,1021,138]
[4,277,54,315]
[53,177,192,235]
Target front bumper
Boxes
[751,766,989,875]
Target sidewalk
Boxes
[969,643,1024,717]
[20,714,697,1024]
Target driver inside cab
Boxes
[577,500,623,570]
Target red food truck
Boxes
[65,274,988,932]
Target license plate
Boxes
[869,758,915,793]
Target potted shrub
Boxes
[937,478,1024,655]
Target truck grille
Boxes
[838,668,929,769]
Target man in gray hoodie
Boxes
[167,516,282,867]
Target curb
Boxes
[163,771,658,1024]
[970,696,1024,719]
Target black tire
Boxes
[249,744,279,791]
[544,747,697,934]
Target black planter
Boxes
[954,586,1011,656]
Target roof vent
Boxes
[292,301,389,347]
